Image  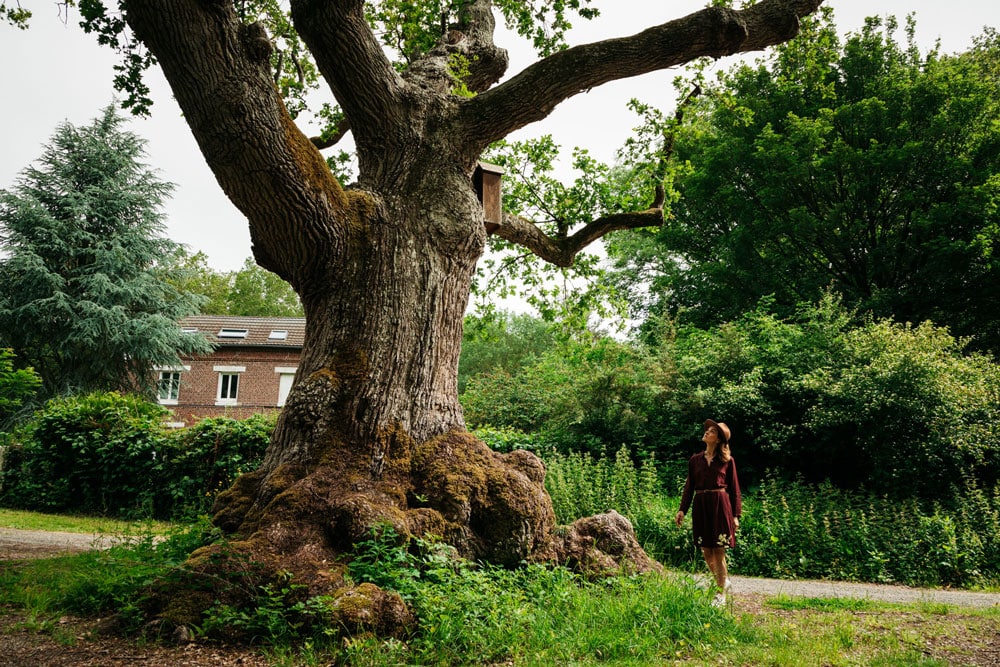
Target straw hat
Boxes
[704,418,731,443]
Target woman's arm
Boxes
[676,456,695,526]
[727,458,742,519]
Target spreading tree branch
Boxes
[290,0,407,149]
[459,0,822,148]
[124,0,350,287]
[493,208,665,267]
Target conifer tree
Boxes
[0,106,210,396]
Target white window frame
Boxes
[214,365,246,405]
[275,366,298,407]
[154,365,189,405]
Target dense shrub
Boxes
[0,348,41,431]
[463,336,671,457]
[0,392,273,519]
[463,298,1000,498]
[542,450,1000,588]
[153,414,273,518]
[665,296,1000,497]
[0,392,167,516]
[727,477,1000,587]
[473,425,553,453]
[458,312,556,394]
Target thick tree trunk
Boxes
[160,164,566,632]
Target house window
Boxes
[154,365,189,405]
[269,330,289,341]
[157,371,181,404]
[217,373,239,403]
[213,365,246,406]
[275,367,298,407]
[218,328,249,339]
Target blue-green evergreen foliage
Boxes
[0,106,210,397]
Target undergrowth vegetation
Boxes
[0,519,217,631]
[531,445,1000,589]
[4,517,995,666]
[0,520,738,664]
[0,392,273,519]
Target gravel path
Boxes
[3,527,999,609]
[728,574,1000,608]
[0,527,144,560]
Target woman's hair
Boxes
[708,424,731,463]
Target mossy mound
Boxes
[140,429,659,640]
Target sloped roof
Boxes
[179,315,306,348]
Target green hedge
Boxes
[461,298,1000,499]
[0,392,273,519]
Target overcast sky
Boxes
[2,1,998,272]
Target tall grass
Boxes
[2,510,995,665]
[0,518,216,630]
[540,451,1000,588]
[732,477,1000,587]
[333,528,738,665]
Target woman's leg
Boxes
[704,548,727,590]
[700,547,718,583]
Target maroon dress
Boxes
[679,452,742,548]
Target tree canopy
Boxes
[167,252,304,317]
[609,13,1000,350]
[0,106,211,397]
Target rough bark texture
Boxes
[120,0,823,633]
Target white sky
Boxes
[1,1,998,272]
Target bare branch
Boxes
[459,0,823,148]
[492,208,665,267]
[310,116,353,150]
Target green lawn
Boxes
[0,508,175,535]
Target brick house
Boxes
[154,315,305,427]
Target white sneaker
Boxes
[712,592,726,608]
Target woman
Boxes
[674,419,742,607]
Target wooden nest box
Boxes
[474,161,504,234]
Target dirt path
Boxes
[0,528,145,561]
[728,574,1000,608]
[4,527,999,608]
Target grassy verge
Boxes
[721,595,1000,667]
[0,520,211,626]
[1,498,996,664]
[0,508,176,535]
[3,520,997,666]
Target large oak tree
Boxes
[13,0,823,629]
